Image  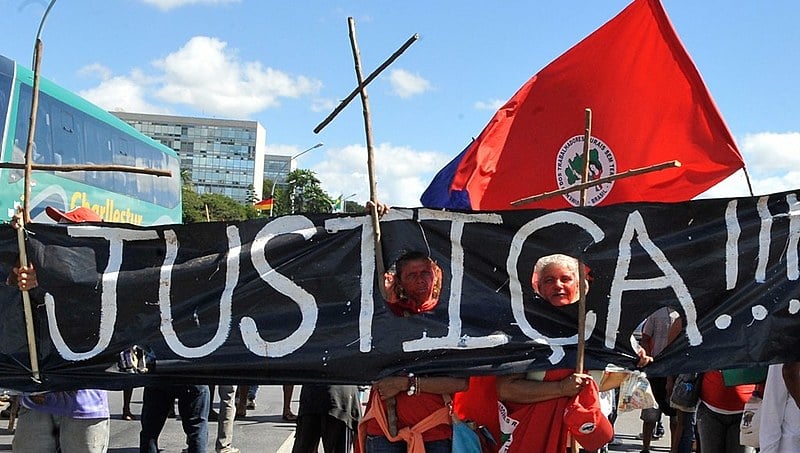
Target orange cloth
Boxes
[357,392,451,453]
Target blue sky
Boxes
[2,0,799,207]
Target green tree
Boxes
[345,200,365,213]
[245,184,258,204]
[284,169,334,214]
[181,169,206,223]
[182,169,258,223]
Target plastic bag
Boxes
[739,391,761,447]
[452,417,483,453]
[670,373,702,412]
[617,371,658,412]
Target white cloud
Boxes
[697,131,800,199]
[140,0,240,12]
[739,132,800,174]
[76,36,321,118]
[311,97,337,113]
[313,143,450,208]
[387,69,431,99]
[78,66,169,114]
[474,99,505,111]
[153,36,322,118]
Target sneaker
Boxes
[246,398,256,410]
[218,448,240,453]
[654,421,665,439]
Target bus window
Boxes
[54,108,79,166]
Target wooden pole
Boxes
[314,33,418,134]
[15,215,41,383]
[347,17,387,284]
[509,160,681,207]
[571,109,593,453]
[22,39,44,225]
[575,108,592,376]
[347,16,399,436]
[0,162,172,177]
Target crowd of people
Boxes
[4,205,800,453]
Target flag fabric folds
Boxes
[421,0,745,210]
[254,197,274,211]
[332,195,343,213]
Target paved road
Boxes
[0,386,674,452]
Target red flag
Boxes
[446,0,744,210]
[254,197,274,211]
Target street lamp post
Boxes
[269,142,323,217]
[341,193,357,213]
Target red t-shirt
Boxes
[700,370,755,413]
[364,390,452,442]
[502,368,575,453]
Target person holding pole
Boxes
[357,250,468,453]
[8,206,110,453]
[495,254,619,453]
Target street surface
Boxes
[0,385,673,452]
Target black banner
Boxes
[2,190,799,392]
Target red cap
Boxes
[563,378,614,451]
[45,206,102,223]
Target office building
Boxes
[263,154,295,191]
[113,112,265,204]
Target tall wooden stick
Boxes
[15,215,41,383]
[314,33,418,134]
[571,109,593,453]
[22,39,44,225]
[348,16,398,436]
[348,17,386,282]
[576,109,593,374]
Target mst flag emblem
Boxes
[421,0,745,211]
[555,135,617,207]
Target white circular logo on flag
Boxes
[555,135,617,207]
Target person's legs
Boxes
[216,384,236,452]
[12,406,58,452]
[422,439,452,453]
[178,384,209,453]
[123,387,135,420]
[672,410,695,453]
[283,384,296,420]
[723,412,754,453]
[695,403,725,453]
[139,385,172,453]
[292,413,324,453]
[247,385,258,400]
[640,407,660,451]
[57,416,110,453]
[235,385,248,417]
[319,414,354,453]
[247,385,258,409]
[208,385,217,420]
[365,435,406,453]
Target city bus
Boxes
[0,54,182,226]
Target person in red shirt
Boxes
[359,251,468,453]
[696,370,756,453]
[495,254,596,453]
